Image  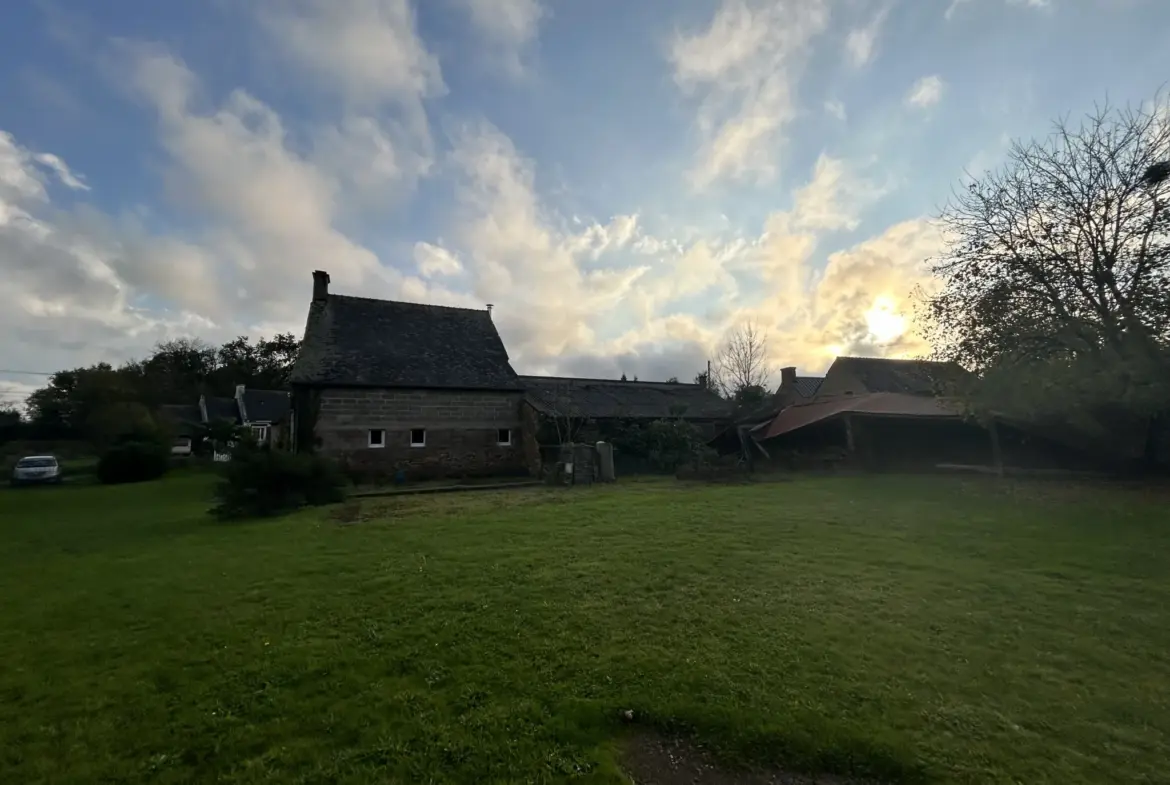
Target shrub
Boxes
[96,440,171,485]
[212,449,346,520]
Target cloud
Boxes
[845,8,889,68]
[459,0,546,77]
[825,99,847,121]
[670,0,831,189]
[946,0,1051,21]
[125,47,451,323]
[256,0,443,109]
[414,242,464,277]
[311,114,432,203]
[905,75,945,108]
[443,121,650,365]
[0,129,226,384]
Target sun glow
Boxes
[864,297,906,343]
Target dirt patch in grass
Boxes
[621,734,892,785]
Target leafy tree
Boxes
[86,402,160,451]
[713,321,771,400]
[732,384,769,408]
[133,338,217,406]
[642,419,716,472]
[920,96,1170,466]
[26,364,138,435]
[666,376,680,383]
[0,406,21,428]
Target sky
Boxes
[1,0,1166,408]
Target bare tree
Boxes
[712,320,771,401]
[919,95,1170,464]
[546,381,587,445]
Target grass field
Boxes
[0,474,1167,784]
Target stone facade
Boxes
[313,387,528,480]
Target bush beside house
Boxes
[212,447,345,520]
[97,439,171,485]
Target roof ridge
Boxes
[836,355,950,364]
[328,293,489,315]
[518,375,704,388]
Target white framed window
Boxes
[368,429,385,448]
[410,428,426,447]
[251,425,269,443]
[497,428,512,446]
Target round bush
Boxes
[97,440,170,485]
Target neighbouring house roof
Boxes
[291,294,520,390]
[242,389,291,423]
[756,392,961,440]
[519,376,732,420]
[204,396,239,422]
[793,376,824,398]
[826,357,967,395]
[732,375,825,426]
[158,404,202,435]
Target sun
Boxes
[864,297,906,344]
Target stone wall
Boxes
[315,387,528,480]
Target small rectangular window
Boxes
[410,428,426,447]
[251,425,269,443]
[368,429,385,448]
[497,428,512,446]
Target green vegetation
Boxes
[1,475,1167,784]
[212,447,346,519]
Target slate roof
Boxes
[520,376,732,420]
[291,295,520,389]
[757,392,961,440]
[827,357,967,395]
[242,389,290,423]
[793,376,824,398]
[204,396,239,422]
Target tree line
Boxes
[0,335,299,442]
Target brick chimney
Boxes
[780,366,797,387]
[312,270,330,302]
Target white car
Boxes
[11,455,63,486]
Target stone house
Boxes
[289,271,533,480]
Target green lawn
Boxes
[1,474,1167,784]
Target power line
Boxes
[0,369,54,376]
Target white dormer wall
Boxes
[235,384,250,424]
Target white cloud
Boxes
[565,213,641,259]
[0,129,227,381]
[905,75,945,108]
[670,0,831,189]
[443,121,650,364]
[311,114,432,203]
[414,242,464,277]
[256,0,443,109]
[845,8,888,68]
[825,99,847,121]
[459,0,546,76]
[32,153,88,191]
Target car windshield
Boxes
[16,458,57,468]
